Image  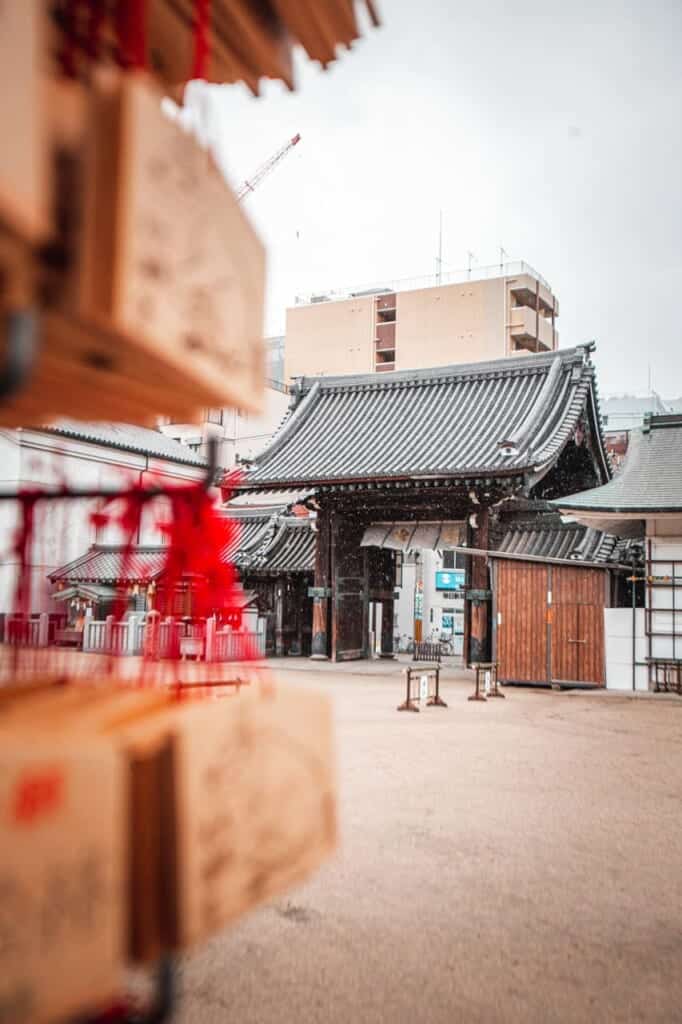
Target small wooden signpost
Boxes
[468,662,505,702]
[397,665,447,712]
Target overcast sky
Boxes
[206,0,682,397]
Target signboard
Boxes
[435,570,465,592]
[308,587,331,599]
[419,675,429,701]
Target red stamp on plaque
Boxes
[12,768,65,824]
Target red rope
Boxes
[56,0,82,78]
[191,0,212,81]
[116,0,148,70]
[14,493,40,618]
[86,0,107,60]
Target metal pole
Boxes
[631,571,636,692]
[436,210,443,285]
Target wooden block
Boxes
[0,310,211,428]
[148,0,258,93]
[0,0,50,243]
[79,72,265,416]
[211,1,294,88]
[0,674,337,990]
[0,735,126,1024]
[169,682,336,948]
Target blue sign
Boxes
[435,570,465,591]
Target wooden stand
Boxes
[397,665,447,712]
[468,662,504,701]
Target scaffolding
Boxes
[645,539,682,693]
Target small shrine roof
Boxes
[49,545,167,584]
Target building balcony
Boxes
[509,306,557,351]
[376,292,397,313]
[375,321,396,346]
[508,274,558,317]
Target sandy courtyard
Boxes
[176,661,682,1024]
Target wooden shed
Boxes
[489,516,629,687]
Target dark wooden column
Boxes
[331,515,369,662]
[467,506,492,664]
[310,508,331,660]
[380,598,395,658]
[274,579,285,656]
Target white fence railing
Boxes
[214,628,265,661]
[6,612,266,662]
[79,614,265,661]
[5,614,50,647]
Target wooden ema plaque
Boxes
[0,736,125,1024]
[79,71,265,416]
[0,677,336,1020]
[169,682,337,948]
[148,0,293,95]
[0,0,49,246]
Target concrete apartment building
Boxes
[285,261,559,381]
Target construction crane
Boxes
[236,133,301,202]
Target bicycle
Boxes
[427,629,453,657]
[393,633,415,654]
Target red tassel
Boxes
[13,492,41,618]
[191,0,212,81]
[116,0,148,70]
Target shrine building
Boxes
[233,344,612,663]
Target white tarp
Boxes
[360,521,465,551]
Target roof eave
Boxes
[239,467,530,493]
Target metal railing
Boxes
[294,260,552,307]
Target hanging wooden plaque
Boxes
[0,0,49,244]
[169,682,337,948]
[0,736,125,1024]
[79,71,265,415]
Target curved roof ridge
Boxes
[249,381,321,472]
[292,345,592,395]
[497,354,564,455]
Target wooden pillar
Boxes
[468,506,492,664]
[275,580,285,657]
[380,598,395,658]
[310,509,331,660]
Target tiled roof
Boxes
[249,519,315,574]
[557,415,682,514]
[49,546,168,583]
[43,421,207,467]
[495,518,618,564]
[221,509,279,563]
[224,506,315,574]
[239,346,609,490]
[225,489,313,508]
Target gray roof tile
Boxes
[49,545,168,583]
[44,421,207,467]
[250,519,315,573]
[240,346,608,489]
[495,518,618,564]
[225,507,315,574]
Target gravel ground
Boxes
[175,665,682,1024]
